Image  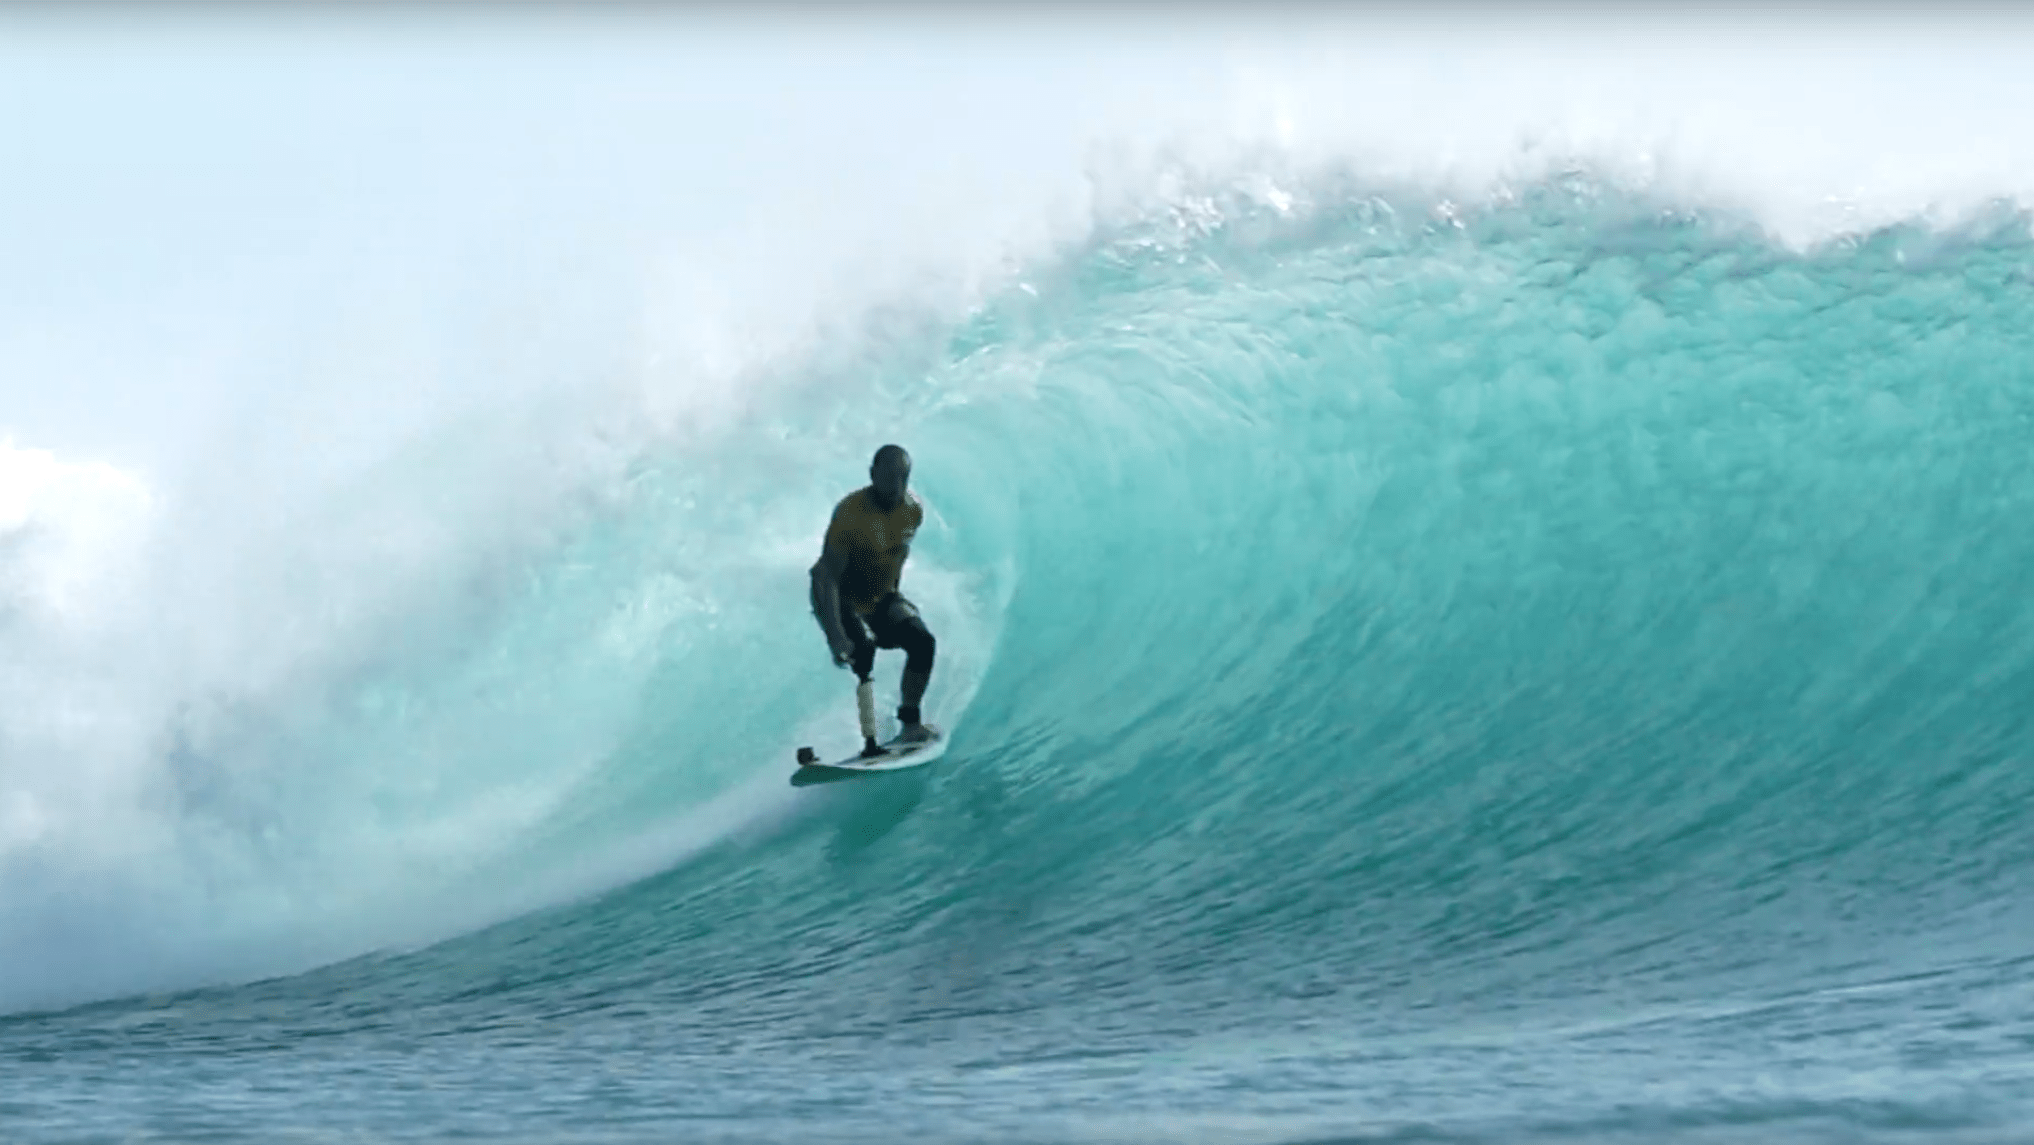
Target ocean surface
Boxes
[8,132,2034,1142]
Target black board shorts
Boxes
[844,593,936,680]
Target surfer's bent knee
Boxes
[902,620,935,675]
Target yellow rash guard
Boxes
[825,487,923,615]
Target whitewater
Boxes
[6,10,2034,1144]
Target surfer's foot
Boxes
[859,737,886,759]
[895,722,938,745]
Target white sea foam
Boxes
[0,439,152,619]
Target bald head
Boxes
[869,444,911,509]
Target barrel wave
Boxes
[7,179,2034,1144]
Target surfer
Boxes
[810,444,938,758]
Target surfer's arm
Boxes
[895,497,923,566]
[810,536,855,663]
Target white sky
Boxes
[3,7,2034,484]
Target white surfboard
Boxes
[792,726,946,785]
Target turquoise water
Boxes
[7,179,2034,1143]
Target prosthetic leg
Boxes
[856,677,883,758]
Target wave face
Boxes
[7,180,2034,1144]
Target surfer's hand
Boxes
[829,638,856,668]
